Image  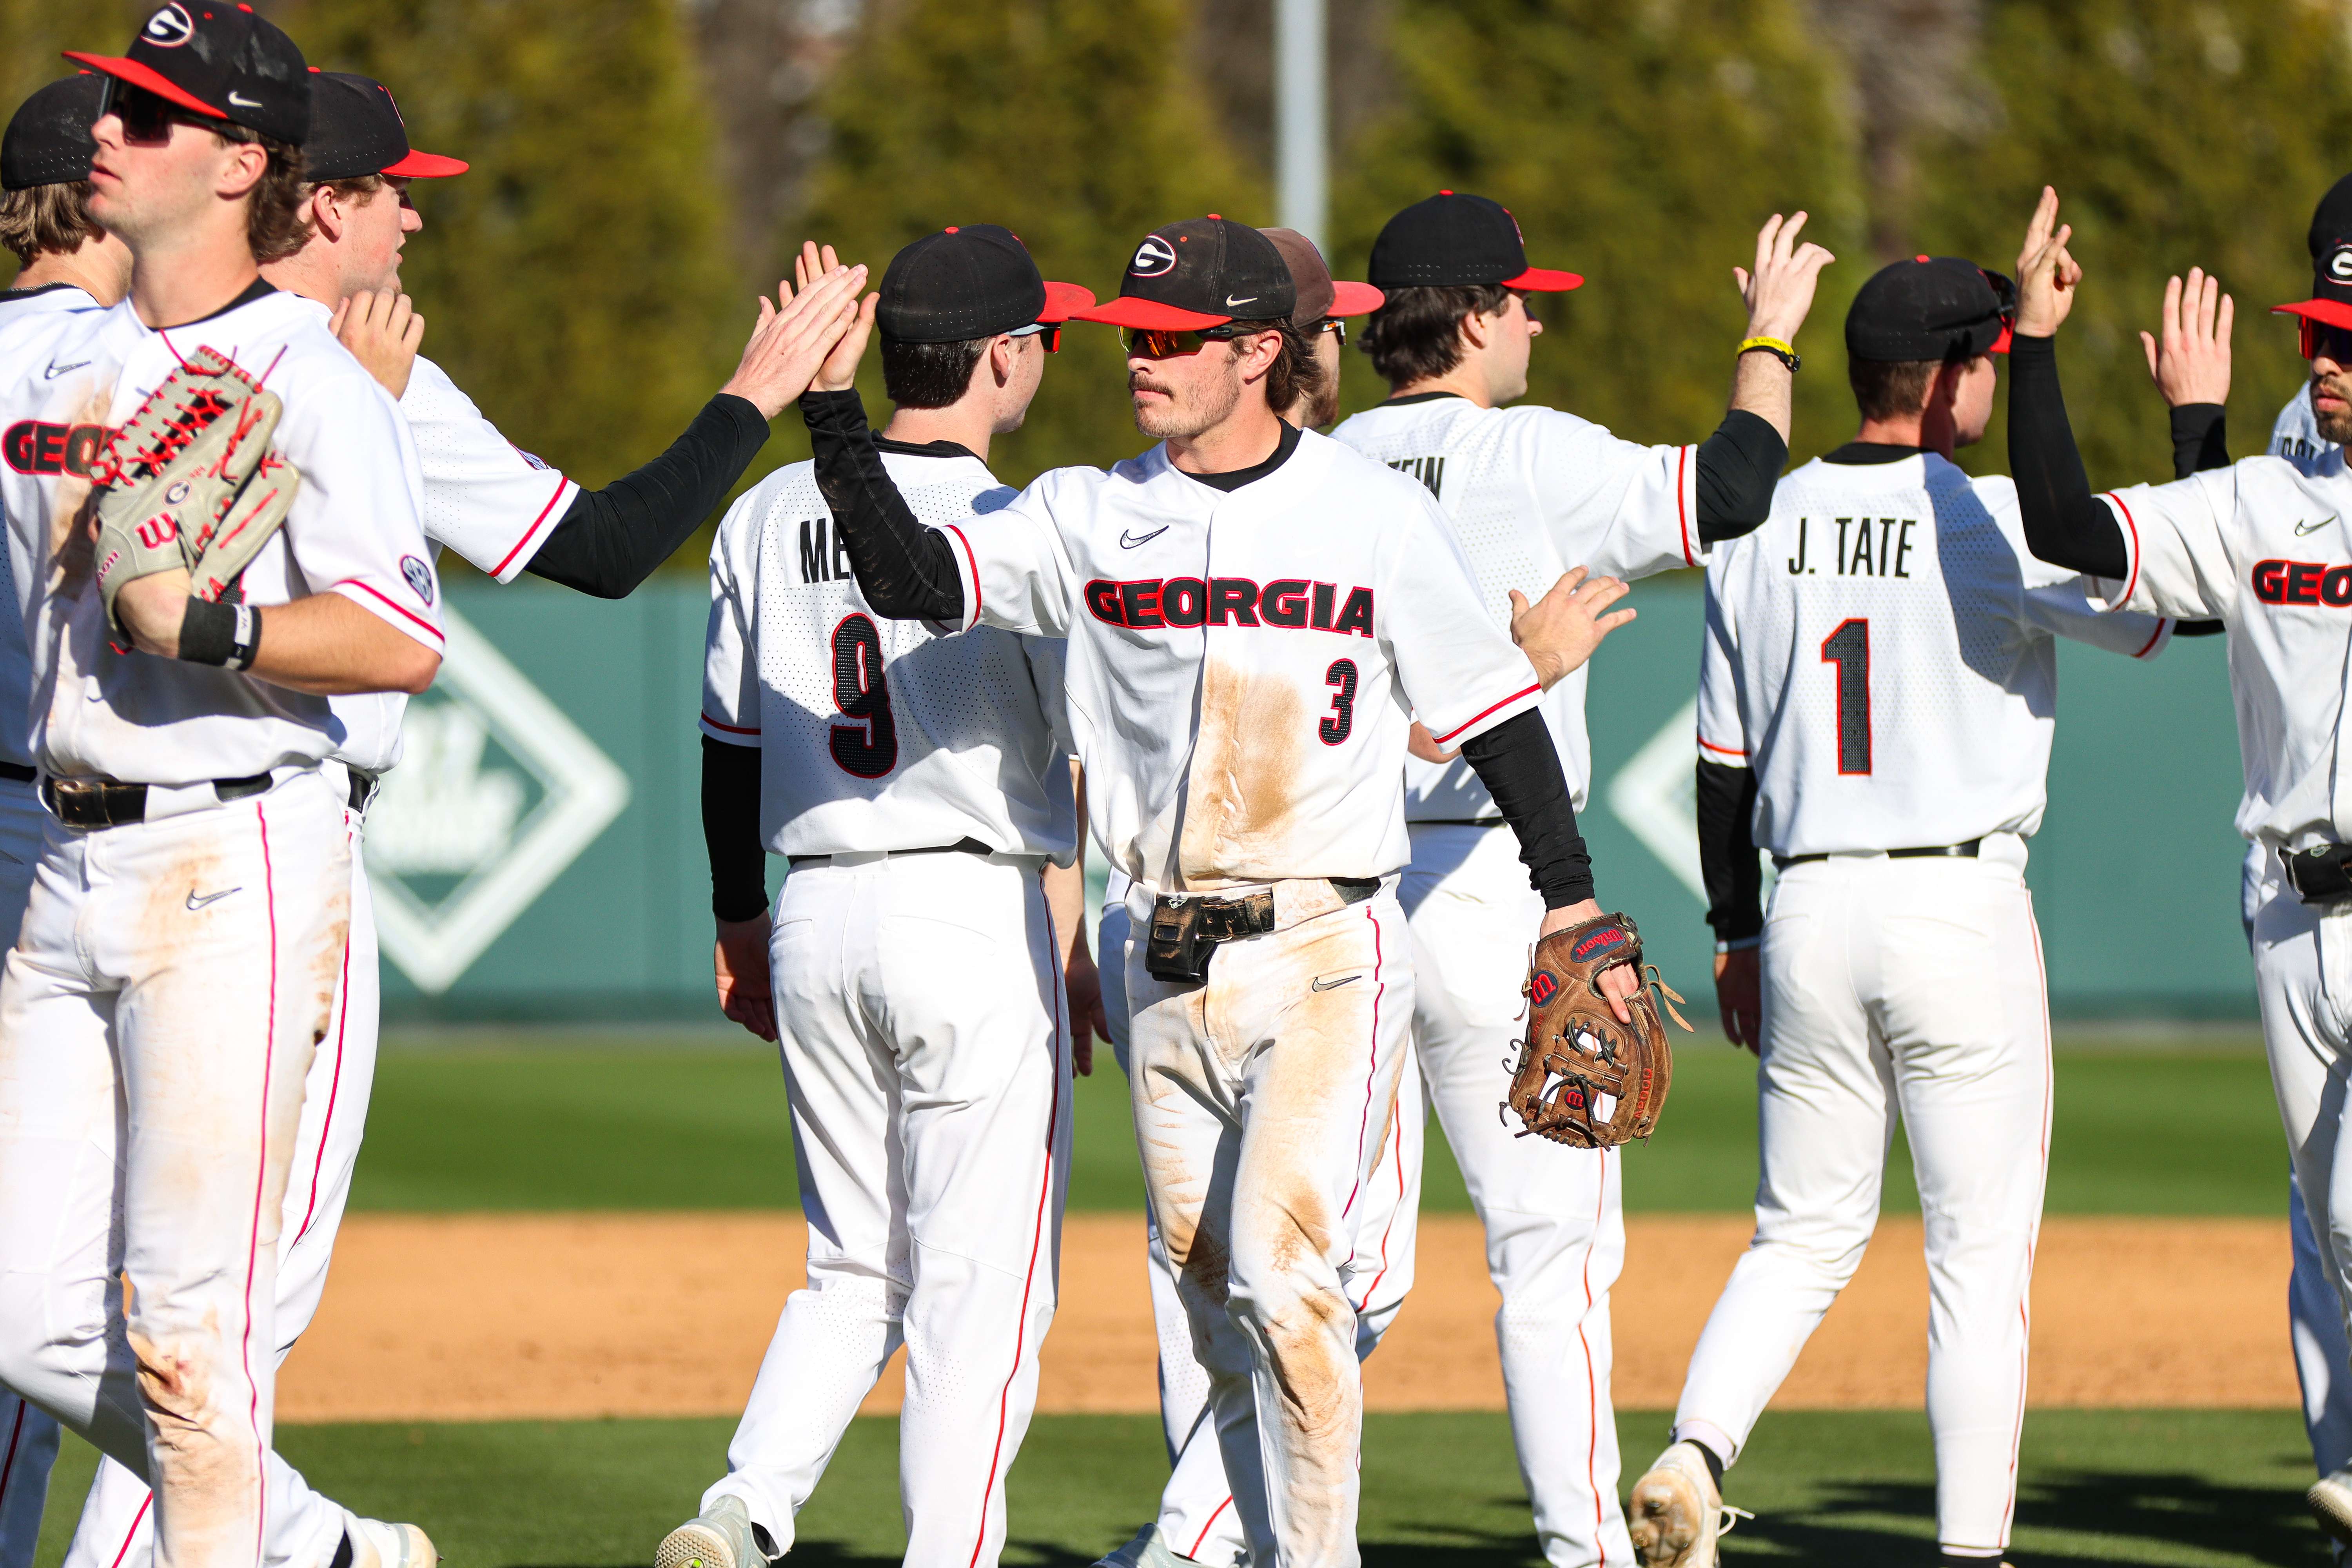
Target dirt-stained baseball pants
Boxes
[0,778,60,1568]
[700,851,1070,1568]
[0,771,355,1568]
[51,790,386,1568]
[1669,840,2052,1555]
[1122,879,1412,1568]
[1098,893,1422,1568]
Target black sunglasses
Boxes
[100,77,201,145]
[1021,325,1062,354]
[1312,317,1348,346]
[2302,318,2352,365]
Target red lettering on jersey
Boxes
[4,420,111,476]
[1084,576,1377,638]
[2253,559,2352,607]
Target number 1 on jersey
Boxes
[829,613,898,779]
[1820,618,1871,775]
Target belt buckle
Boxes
[48,779,116,831]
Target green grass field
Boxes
[29,1410,2330,1568]
[357,1035,2290,1216]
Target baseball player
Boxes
[1321,191,1831,1568]
[799,210,1637,1568]
[0,10,453,1568]
[658,225,1093,1568]
[1625,249,2174,1568]
[2000,185,2352,1549]
[36,64,871,1568]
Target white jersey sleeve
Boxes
[701,487,760,747]
[1695,580,1748,771]
[401,354,577,579]
[942,475,1079,638]
[2090,468,2256,621]
[1379,490,1544,747]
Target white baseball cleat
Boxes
[657,1497,775,1568]
[1627,1441,1750,1568]
[2311,1465,2352,1545]
[1090,1525,1204,1568]
[343,1517,436,1568]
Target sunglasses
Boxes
[1312,317,1348,346]
[1978,267,2019,350]
[2301,318,2352,364]
[1120,325,1247,359]
[100,78,200,145]
[1022,325,1062,354]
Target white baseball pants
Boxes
[1399,824,1630,1568]
[1670,840,2051,1555]
[702,851,1070,1568]
[1098,900,1422,1568]
[0,778,61,1568]
[0,772,355,1568]
[1122,882,1412,1568]
[58,808,385,1568]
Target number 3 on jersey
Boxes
[1820,618,1870,775]
[829,613,898,778]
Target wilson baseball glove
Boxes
[1505,912,1692,1147]
[90,348,298,636]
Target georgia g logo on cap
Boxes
[1129,235,1178,277]
[142,3,196,46]
[2328,242,2352,283]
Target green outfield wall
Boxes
[377,575,2252,1022]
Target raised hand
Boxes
[2014,186,2083,338]
[1510,565,1636,692]
[2139,267,2233,408]
[719,257,873,417]
[330,289,425,399]
[1734,211,1837,342]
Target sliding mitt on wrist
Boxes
[1505,912,1691,1147]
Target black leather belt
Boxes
[44,771,275,831]
[1411,817,1504,828]
[345,767,379,814]
[789,835,995,868]
[0,763,34,785]
[2283,843,2352,905]
[1773,838,1981,871]
[1145,877,1381,982]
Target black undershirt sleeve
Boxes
[1695,759,1763,942]
[524,394,773,599]
[801,389,965,621]
[1459,709,1594,908]
[1692,409,1789,544]
[2171,403,2228,480]
[701,736,769,922]
[2008,334,2131,579]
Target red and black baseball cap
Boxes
[301,71,466,181]
[65,3,310,145]
[2,75,104,191]
[1366,191,1582,292]
[1074,216,1296,330]
[874,224,1093,343]
[1846,256,2014,361]
[2274,232,2352,339]
[1259,228,1383,323]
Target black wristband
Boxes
[178,599,259,670]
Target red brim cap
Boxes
[1073,295,1230,330]
[1037,281,1095,323]
[383,148,469,178]
[62,53,226,121]
[1328,281,1385,316]
[2275,299,2352,331]
[1501,265,1583,291]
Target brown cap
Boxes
[1259,227,1384,326]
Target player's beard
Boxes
[2316,370,2352,445]
[1131,350,1243,440]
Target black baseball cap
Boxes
[1366,191,1582,292]
[1846,256,2014,361]
[1075,216,1296,330]
[301,71,466,181]
[66,3,309,145]
[2,75,104,191]
[2310,174,2352,262]
[2274,237,2352,335]
[874,224,1092,343]
[1259,228,1383,324]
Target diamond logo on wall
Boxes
[365,605,630,994]
[1605,695,1773,909]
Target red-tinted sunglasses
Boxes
[2299,317,2352,364]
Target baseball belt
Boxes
[44,770,278,831]
[345,766,381,815]
[2283,843,2352,905]
[1772,839,1981,871]
[786,835,995,869]
[1145,877,1381,984]
[0,763,34,785]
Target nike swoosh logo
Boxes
[1310,974,1361,992]
[1119,526,1169,549]
[43,361,88,379]
[226,92,262,108]
[2295,515,2340,536]
[1224,295,1257,307]
[186,886,241,911]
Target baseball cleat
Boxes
[1090,1525,1205,1568]
[657,1497,774,1568]
[343,1517,436,1568]
[1628,1441,1750,1568]
[2312,1465,2352,1545]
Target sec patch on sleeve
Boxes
[400,554,436,605]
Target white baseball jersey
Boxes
[2273,382,2334,474]
[703,446,1077,861]
[1699,453,2172,857]
[1328,394,1700,815]
[936,426,1542,890]
[0,285,107,772]
[2089,454,2352,851]
[0,289,442,785]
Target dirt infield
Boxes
[277,1212,2295,1423]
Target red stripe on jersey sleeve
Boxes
[1428,682,1541,745]
[2132,619,2168,659]
[1697,734,1748,758]
[941,523,983,627]
[2100,490,2142,608]
[333,579,445,644]
[1677,445,1695,566]
[490,474,575,579]
[702,713,759,735]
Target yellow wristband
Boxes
[1737,336,1800,371]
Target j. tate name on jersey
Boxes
[1785,516,1920,578]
